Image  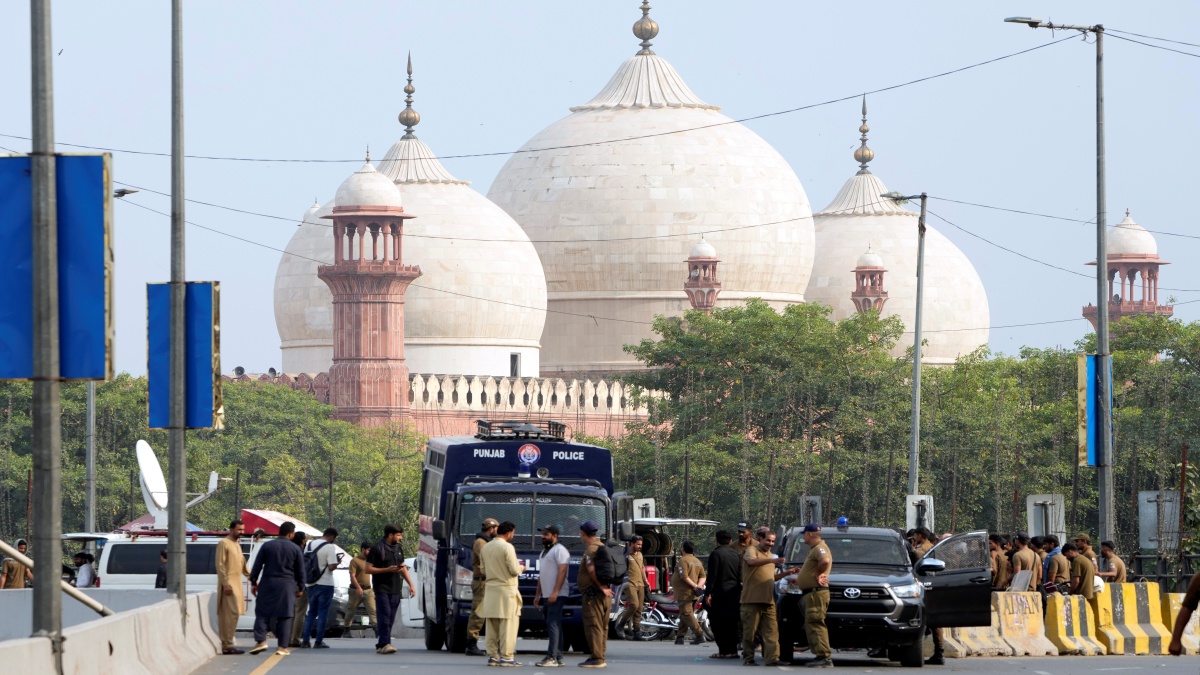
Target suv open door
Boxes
[918,530,991,627]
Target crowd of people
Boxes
[987,531,1125,597]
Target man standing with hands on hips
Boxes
[795,524,833,668]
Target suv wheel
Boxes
[898,640,924,668]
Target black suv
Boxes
[775,527,991,668]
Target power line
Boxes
[1106,32,1200,58]
[0,35,1077,164]
[1106,28,1200,49]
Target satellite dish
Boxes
[268,367,278,378]
[136,440,169,528]
[234,366,245,377]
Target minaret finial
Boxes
[398,51,421,139]
[1126,208,1131,218]
[633,1,659,55]
[365,145,371,163]
[853,95,874,174]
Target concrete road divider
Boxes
[1161,592,1200,655]
[1091,582,1171,655]
[62,610,152,675]
[0,637,55,673]
[941,603,1014,657]
[1044,593,1105,655]
[992,592,1057,656]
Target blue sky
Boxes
[2,1,1198,375]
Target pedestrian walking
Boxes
[465,517,499,656]
[672,541,707,645]
[1097,541,1126,583]
[1169,571,1200,655]
[288,532,309,648]
[790,524,831,668]
[534,524,570,667]
[741,527,795,667]
[704,530,742,660]
[1,539,32,589]
[249,521,306,657]
[216,519,249,654]
[617,535,648,640]
[300,527,343,649]
[578,520,612,669]
[72,552,96,588]
[1062,544,1095,600]
[481,521,526,667]
[365,524,415,655]
[346,541,377,629]
[155,549,168,589]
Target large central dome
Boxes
[487,3,814,374]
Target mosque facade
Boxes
[269,2,994,428]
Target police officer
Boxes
[465,517,499,656]
[911,528,934,558]
[672,541,707,645]
[618,535,649,639]
[794,524,832,668]
[579,520,611,669]
[733,522,753,556]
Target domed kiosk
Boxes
[804,100,990,364]
[274,56,547,377]
[487,2,815,375]
[1082,209,1173,329]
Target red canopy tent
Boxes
[240,509,323,537]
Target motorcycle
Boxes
[610,582,714,641]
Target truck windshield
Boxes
[458,492,606,554]
[787,533,909,567]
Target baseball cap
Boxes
[736,521,751,532]
[482,518,499,528]
[579,520,600,535]
[538,524,561,535]
[1072,532,1091,543]
[802,523,821,533]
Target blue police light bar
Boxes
[147,281,224,429]
[0,154,114,380]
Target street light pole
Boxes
[167,0,188,620]
[1004,16,1113,543]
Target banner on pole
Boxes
[0,154,114,380]
[1077,353,1112,467]
[147,281,223,429]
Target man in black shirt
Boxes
[705,530,742,659]
[365,524,416,654]
[154,549,168,589]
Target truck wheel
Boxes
[898,640,925,668]
[424,617,446,651]
[446,618,469,653]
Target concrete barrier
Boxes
[992,591,1057,656]
[1091,582,1172,655]
[941,603,1014,657]
[62,610,151,675]
[187,593,222,657]
[0,636,55,674]
[1161,592,1200,655]
[1044,593,1106,655]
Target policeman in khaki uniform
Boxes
[742,527,797,667]
[618,535,649,638]
[578,520,612,668]
[671,540,707,645]
[795,523,833,668]
[465,517,499,656]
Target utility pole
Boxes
[30,0,64,665]
[167,0,188,621]
[233,467,241,518]
[86,381,96,545]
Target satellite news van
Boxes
[418,420,628,653]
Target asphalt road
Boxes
[192,637,1200,675]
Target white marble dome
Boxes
[487,10,814,374]
[334,159,404,208]
[274,129,547,377]
[1108,210,1157,256]
[690,239,717,259]
[805,127,989,364]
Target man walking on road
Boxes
[301,527,343,649]
[481,521,526,667]
[742,527,795,667]
[579,520,612,668]
[465,517,499,656]
[216,519,249,654]
[534,524,570,667]
[673,540,707,645]
[705,530,742,659]
[1169,571,1200,655]
[366,524,415,655]
[249,521,306,657]
[346,541,377,629]
[617,535,648,639]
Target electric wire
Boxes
[1105,28,1200,49]
[0,35,1078,164]
[1106,32,1200,58]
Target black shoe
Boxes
[299,641,311,649]
[692,635,706,645]
[466,644,488,657]
[313,641,329,649]
[926,653,945,665]
[675,637,685,645]
[805,657,834,668]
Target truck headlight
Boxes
[891,582,922,599]
[454,565,474,600]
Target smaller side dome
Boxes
[1108,209,1157,256]
[690,238,717,259]
[334,155,404,209]
[857,245,884,268]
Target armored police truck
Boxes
[417,420,624,653]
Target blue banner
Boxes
[1080,354,1112,467]
[147,282,223,429]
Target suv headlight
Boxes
[891,582,922,599]
[454,565,474,600]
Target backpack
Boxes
[593,540,628,586]
[304,541,330,585]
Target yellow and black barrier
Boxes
[941,603,1013,658]
[1044,593,1105,655]
[992,592,1058,656]
[1162,592,1200,655]
[1091,582,1171,655]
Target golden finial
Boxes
[399,51,421,139]
[853,95,874,174]
[633,1,659,55]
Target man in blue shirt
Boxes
[1041,535,1062,586]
